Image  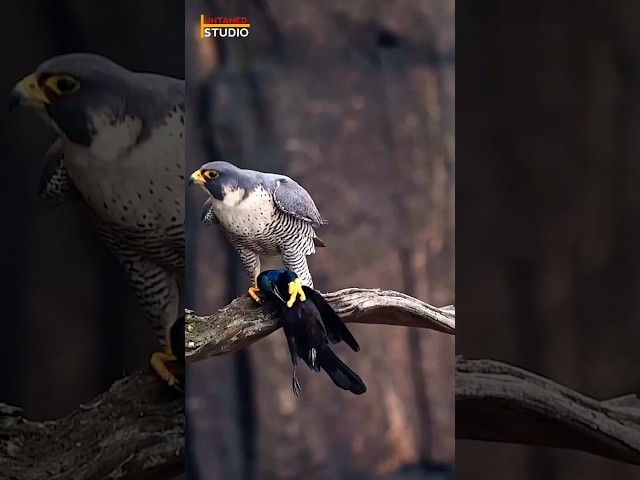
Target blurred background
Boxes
[0,1,183,419]
[185,1,454,480]
[457,0,640,479]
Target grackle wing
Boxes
[302,286,360,352]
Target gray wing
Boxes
[201,197,219,226]
[271,178,326,228]
[39,139,81,207]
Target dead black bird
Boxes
[256,268,366,396]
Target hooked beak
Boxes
[9,73,49,111]
[189,169,205,186]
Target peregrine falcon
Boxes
[188,161,326,299]
[9,53,185,388]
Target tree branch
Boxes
[1,289,451,479]
[186,292,640,467]
[7,297,638,476]
[1,371,184,480]
[456,356,640,466]
[185,288,456,362]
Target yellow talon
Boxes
[248,285,262,303]
[150,349,179,387]
[287,278,306,307]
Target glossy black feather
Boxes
[281,298,366,394]
[302,286,360,351]
[315,345,366,394]
[256,268,366,395]
[282,302,324,371]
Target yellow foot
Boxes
[248,285,262,303]
[287,278,307,308]
[150,351,180,389]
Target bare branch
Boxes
[185,288,456,362]
[0,290,451,479]
[12,300,637,476]
[456,356,640,466]
[1,372,184,480]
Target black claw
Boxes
[292,377,302,397]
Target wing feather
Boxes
[303,286,360,352]
[200,197,219,226]
[39,139,81,207]
[272,178,326,228]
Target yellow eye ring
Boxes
[204,170,219,180]
[45,74,80,95]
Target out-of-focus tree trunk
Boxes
[457,1,640,479]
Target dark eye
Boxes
[204,170,219,180]
[56,76,78,93]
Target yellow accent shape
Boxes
[189,170,205,185]
[203,24,251,27]
[287,278,306,308]
[13,73,50,106]
[248,285,262,303]
[150,350,179,388]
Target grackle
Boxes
[256,269,366,396]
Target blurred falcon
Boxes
[9,53,185,388]
[189,161,326,299]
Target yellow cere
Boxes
[287,278,306,307]
[190,170,205,184]
[16,73,50,105]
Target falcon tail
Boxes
[316,345,366,395]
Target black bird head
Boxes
[257,269,306,307]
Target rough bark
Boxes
[187,292,640,467]
[0,372,184,480]
[5,299,639,479]
[456,356,640,466]
[185,289,456,362]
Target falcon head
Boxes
[9,53,150,156]
[189,161,249,203]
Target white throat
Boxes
[220,185,246,207]
[88,112,142,161]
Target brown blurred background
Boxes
[0,1,183,418]
[457,1,640,479]
[185,1,454,479]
